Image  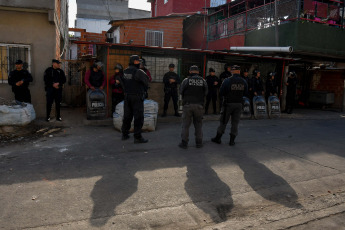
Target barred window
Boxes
[145,30,164,47]
[0,44,31,83]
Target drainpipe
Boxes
[106,46,110,117]
[230,46,293,52]
[297,0,301,20]
[342,79,345,112]
[281,62,289,111]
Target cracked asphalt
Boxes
[0,109,345,229]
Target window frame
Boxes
[145,30,164,47]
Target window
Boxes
[145,30,164,47]
[0,44,31,83]
[164,0,168,4]
[142,56,178,82]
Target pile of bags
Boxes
[0,102,36,126]
[113,99,159,132]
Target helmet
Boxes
[140,58,146,66]
[289,71,296,77]
[169,63,175,68]
[268,72,276,78]
[189,65,199,72]
[224,63,231,71]
[129,55,140,65]
[209,68,215,73]
[114,63,123,71]
[253,69,260,76]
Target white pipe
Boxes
[230,46,293,53]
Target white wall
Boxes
[76,18,111,33]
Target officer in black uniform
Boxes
[44,59,66,122]
[205,68,220,115]
[162,63,180,117]
[252,69,264,97]
[8,60,33,103]
[265,72,278,102]
[284,71,298,114]
[212,65,248,146]
[219,63,232,108]
[120,55,149,144]
[179,65,208,149]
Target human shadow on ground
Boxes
[230,151,302,209]
[184,151,233,223]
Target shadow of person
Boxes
[233,152,302,209]
[184,152,233,223]
[90,170,138,227]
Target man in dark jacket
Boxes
[8,60,33,103]
[205,68,220,115]
[179,65,208,149]
[44,59,66,121]
[284,71,298,114]
[162,63,180,117]
[212,65,248,146]
[120,55,149,144]
[110,64,124,113]
[252,69,264,97]
[265,72,278,101]
[85,61,106,91]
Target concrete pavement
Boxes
[0,109,345,229]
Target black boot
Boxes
[161,111,167,117]
[174,111,181,117]
[229,134,236,146]
[134,136,148,144]
[122,134,130,140]
[211,133,222,144]
[196,139,203,148]
[178,140,188,149]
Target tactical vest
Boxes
[89,70,104,88]
[225,75,246,103]
[183,75,205,105]
[123,66,145,95]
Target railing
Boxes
[208,0,345,41]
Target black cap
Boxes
[169,63,175,68]
[231,65,240,70]
[52,59,61,64]
[209,68,215,73]
[269,72,276,77]
[224,63,231,70]
[189,65,199,72]
[243,69,249,73]
[15,60,23,65]
[289,71,296,77]
[129,55,140,64]
[114,63,123,71]
[140,58,146,66]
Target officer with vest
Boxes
[8,60,33,103]
[205,68,220,115]
[44,59,66,121]
[284,71,298,114]
[179,65,208,149]
[120,55,149,144]
[212,65,248,146]
[85,61,106,91]
[162,63,180,117]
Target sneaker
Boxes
[122,134,130,140]
[46,117,51,122]
[56,117,62,121]
[134,137,148,144]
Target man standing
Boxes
[265,72,278,101]
[252,69,264,97]
[120,55,149,144]
[284,71,298,114]
[162,63,180,117]
[179,65,208,149]
[44,59,66,121]
[85,61,106,91]
[8,60,33,103]
[211,65,247,146]
[205,68,219,115]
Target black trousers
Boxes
[217,103,242,137]
[121,94,144,138]
[286,93,295,113]
[163,88,178,112]
[14,88,31,103]
[112,93,124,113]
[46,88,62,118]
[205,90,217,113]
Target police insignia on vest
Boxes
[188,79,203,86]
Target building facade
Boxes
[0,0,69,117]
[148,0,212,17]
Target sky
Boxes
[68,0,151,28]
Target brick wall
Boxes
[118,17,184,48]
[311,70,345,108]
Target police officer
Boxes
[219,63,232,83]
[284,71,298,114]
[162,63,180,117]
[110,64,124,113]
[179,65,208,149]
[265,72,278,102]
[205,68,220,115]
[120,55,149,144]
[85,61,106,91]
[8,60,33,103]
[211,65,248,146]
[44,59,66,121]
[252,69,264,97]
[242,69,251,98]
